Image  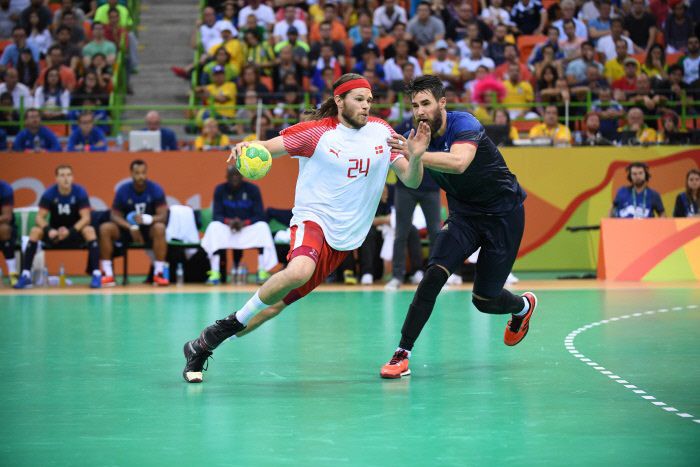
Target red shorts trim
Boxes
[283,221,347,305]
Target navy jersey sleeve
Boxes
[0,182,13,207]
[75,185,91,210]
[112,185,128,213]
[651,190,665,216]
[38,186,54,210]
[150,182,167,208]
[212,184,225,223]
[450,114,482,147]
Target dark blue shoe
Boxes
[90,273,102,289]
[13,274,32,289]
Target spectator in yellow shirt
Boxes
[604,39,637,82]
[194,118,231,151]
[422,40,459,87]
[502,62,538,120]
[617,107,658,145]
[198,65,238,118]
[528,105,572,144]
[207,23,244,78]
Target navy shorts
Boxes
[429,204,525,298]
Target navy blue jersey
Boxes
[613,186,665,218]
[0,180,14,226]
[39,184,90,228]
[423,111,526,216]
[212,181,264,225]
[112,180,167,217]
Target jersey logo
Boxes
[374,145,384,155]
[329,148,341,158]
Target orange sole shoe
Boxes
[380,351,411,379]
[101,276,116,287]
[504,292,537,346]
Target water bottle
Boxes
[239,265,248,284]
[176,262,184,286]
[0,267,3,288]
[231,265,238,284]
[574,131,582,146]
[116,133,124,151]
[59,263,66,287]
[41,267,49,287]
[163,263,170,281]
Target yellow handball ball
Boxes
[237,143,272,180]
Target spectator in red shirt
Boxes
[612,57,640,99]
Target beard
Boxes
[341,109,367,129]
[633,180,646,189]
[416,112,443,136]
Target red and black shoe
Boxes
[380,349,411,379]
[504,292,537,346]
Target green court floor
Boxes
[1,287,698,466]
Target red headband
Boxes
[333,78,371,96]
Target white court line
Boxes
[564,304,699,425]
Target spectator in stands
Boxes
[617,107,658,144]
[15,48,39,89]
[445,1,491,44]
[627,73,666,115]
[197,65,237,119]
[570,63,608,102]
[311,44,342,84]
[657,110,690,144]
[0,179,17,285]
[673,169,700,217]
[273,25,310,70]
[19,0,52,32]
[480,0,513,30]
[588,0,613,42]
[579,112,613,145]
[680,36,700,84]
[82,22,117,67]
[591,86,625,140]
[0,92,19,136]
[241,30,275,77]
[352,44,385,81]
[559,19,585,61]
[190,6,220,52]
[87,53,113,91]
[13,164,102,290]
[459,38,495,82]
[237,0,275,30]
[528,105,572,144]
[348,10,379,46]
[271,45,304,91]
[487,24,510,66]
[494,44,533,82]
[59,10,86,46]
[99,159,170,287]
[207,21,244,79]
[97,1,138,76]
[529,26,564,67]
[36,45,77,92]
[407,1,445,47]
[310,20,347,70]
[202,46,236,85]
[423,39,459,87]
[54,25,82,73]
[566,41,603,84]
[237,64,271,103]
[535,64,567,107]
[67,111,108,152]
[53,0,87,26]
[72,70,108,106]
[94,0,132,30]
[0,26,40,72]
[34,67,70,121]
[664,1,694,53]
[26,10,52,56]
[492,108,520,142]
[553,0,588,39]
[0,1,23,40]
[502,62,538,119]
[0,68,33,109]
[625,0,658,53]
[12,108,62,152]
[610,162,665,218]
[200,166,278,285]
[382,22,417,60]
[273,5,308,43]
[510,0,547,36]
[143,110,178,151]
[533,44,564,81]
[641,44,668,81]
[239,12,267,43]
[374,0,408,36]
[611,57,640,99]
[596,18,636,62]
[604,39,637,82]
[650,0,671,29]
[384,39,422,85]
[309,3,346,42]
[194,117,230,151]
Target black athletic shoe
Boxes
[183,339,212,383]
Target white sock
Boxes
[5,258,17,274]
[396,347,411,358]
[101,260,113,277]
[210,254,220,272]
[235,291,268,325]
[92,269,101,276]
[154,261,165,275]
[513,297,530,317]
[21,269,31,278]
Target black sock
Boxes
[22,241,38,272]
[233,249,243,268]
[87,240,99,273]
[1,239,14,260]
[399,265,448,351]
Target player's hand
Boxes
[406,121,431,159]
[57,226,70,241]
[47,229,59,242]
[134,213,143,225]
[229,218,243,231]
[386,134,409,158]
[227,141,251,165]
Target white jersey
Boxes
[280,116,403,251]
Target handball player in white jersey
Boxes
[182,73,431,383]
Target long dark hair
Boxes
[686,168,700,201]
[311,73,366,120]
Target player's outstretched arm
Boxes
[391,121,430,189]
[227,136,286,165]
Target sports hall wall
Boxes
[4,146,699,273]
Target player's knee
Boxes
[471,294,499,314]
[284,260,315,287]
[99,221,116,237]
[150,222,166,237]
[414,264,449,302]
